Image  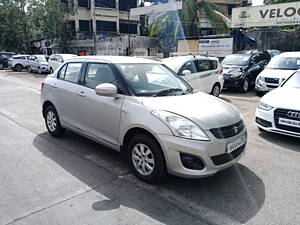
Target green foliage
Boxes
[0,0,32,52]
[148,0,229,39]
[264,0,296,4]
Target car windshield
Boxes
[117,63,191,96]
[37,56,49,62]
[222,54,250,66]
[267,56,300,70]
[282,72,300,88]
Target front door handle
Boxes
[78,91,86,97]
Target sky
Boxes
[252,0,264,6]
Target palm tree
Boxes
[149,0,230,38]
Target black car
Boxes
[221,50,271,93]
[0,52,15,69]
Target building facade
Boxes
[68,0,140,39]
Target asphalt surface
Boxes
[0,70,299,225]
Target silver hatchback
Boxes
[41,56,247,183]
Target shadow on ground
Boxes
[33,131,265,224]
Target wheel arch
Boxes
[42,100,55,118]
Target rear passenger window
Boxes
[84,63,117,89]
[210,60,218,70]
[197,60,211,72]
[64,63,82,83]
[178,61,197,74]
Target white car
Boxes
[255,52,300,95]
[161,55,224,97]
[28,55,50,74]
[8,55,30,72]
[255,71,300,138]
[48,54,77,73]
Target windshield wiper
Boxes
[153,88,183,97]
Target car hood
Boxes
[142,92,242,130]
[222,64,246,73]
[261,87,300,109]
[259,68,295,79]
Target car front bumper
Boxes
[255,107,300,138]
[255,80,279,92]
[157,129,247,178]
[223,77,243,89]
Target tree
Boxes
[28,0,76,53]
[149,0,229,39]
[264,0,295,4]
[0,0,32,52]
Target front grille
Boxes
[210,120,244,139]
[274,108,300,133]
[255,117,272,127]
[265,77,279,84]
[211,144,245,166]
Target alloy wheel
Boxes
[212,85,220,97]
[131,143,155,176]
[46,110,57,132]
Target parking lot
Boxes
[0,70,299,225]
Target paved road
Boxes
[0,70,299,225]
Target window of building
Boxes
[79,20,91,32]
[119,0,137,11]
[228,6,233,16]
[95,0,116,8]
[119,20,138,34]
[96,21,117,33]
[78,0,89,8]
[68,20,76,36]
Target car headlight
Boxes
[258,101,273,111]
[152,110,210,141]
[256,76,264,83]
[231,72,242,78]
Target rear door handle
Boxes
[78,91,86,97]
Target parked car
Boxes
[28,55,50,74]
[255,52,300,95]
[255,71,300,138]
[41,56,247,183]
[221,50,271,93]
[161,55,224,97]
[8,55,30,71]
[0,52,15,69]
[267,49,281,58]
[48,54,77,73]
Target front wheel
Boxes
[28,66,32,73]
[239,78,249,93]
[45,105,65,137]
[50,68,54,74]
[14,64,22,72]
[38,67,42,74]
[211,83,221,97]
[127,134,166,183]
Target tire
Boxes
[38,67,42,74]
[0,63,3,70]
[50,68,54,74]
[14,64,23,72]
[127,134,166,183]
[256,91,263,97]
[211,83,221,97]
[28,66,32,73]
[45,105,65,137]
[239,78,249,93]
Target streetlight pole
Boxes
[128,0,130,56]
[93,0,96,55]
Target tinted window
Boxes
[197,60,211,72]
[57,64,67,79]
[50,55,57,61]
[210,60,218,70]
[178,61,197,74]
[64,63,82,83]
[251,53,265,64]
[84,63,117,89]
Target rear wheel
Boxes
[239,78,249,93]
[14,64,22,72]
[127,134,166,183]
[45,105,65,137]
[28,66,32,73]
[38,67,42,74]
[211,83,221,97]
[0,63,3,70]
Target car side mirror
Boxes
[95,83,117,97]
[181,70,191,76]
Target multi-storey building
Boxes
[68,0,140,38]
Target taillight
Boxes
[41,81,45,90]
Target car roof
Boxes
[276,52,300,57]
[67,56,162,64]
[13,54,30,57]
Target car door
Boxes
[248,53,265,84]
[76,62,125,148]
[178,60,197,88]
[52,62,83,129]
[32,56,38,71]
[194,59,214,93]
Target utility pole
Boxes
[92,0,96,55]
[128,0,131,56]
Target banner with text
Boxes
[199,38,233,58]
[231,2,300,28]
